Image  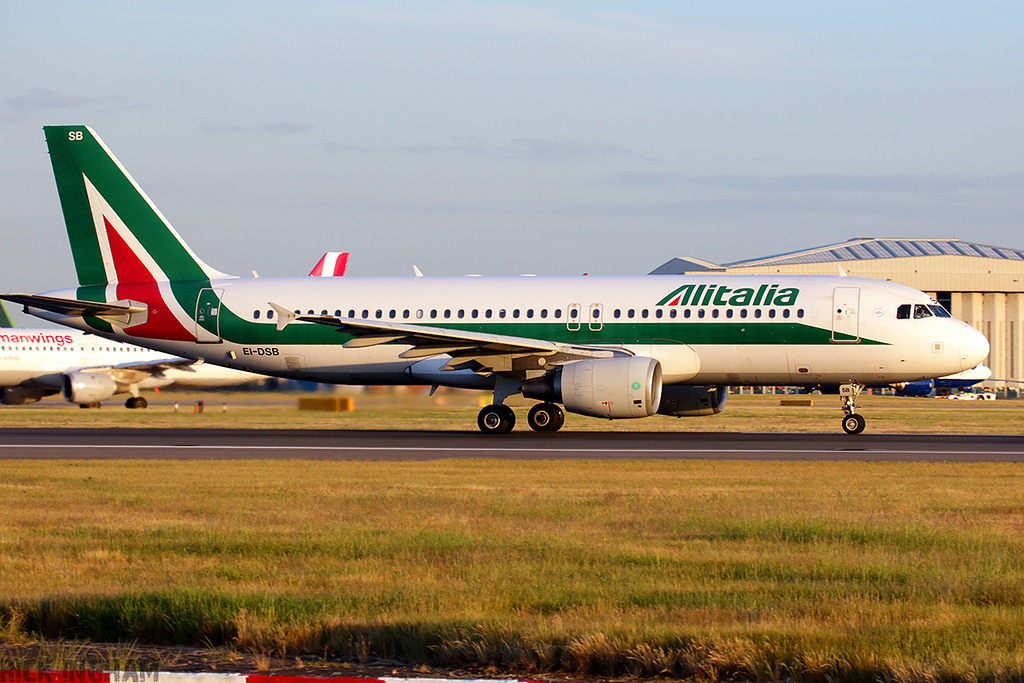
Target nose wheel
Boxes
[839,383,865,435]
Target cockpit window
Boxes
[914,304,933,319]
[929,305,951,318]
[897,304,911,319]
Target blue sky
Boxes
[2,1,1021,323]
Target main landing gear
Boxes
[477,402,565,434]
[125,396,148,409]
[839,383,865,435]
[477,377,565,434]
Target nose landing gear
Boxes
[839,383,865,434]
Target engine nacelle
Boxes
[1,386,55,405]
[523,357,662,419]
[62,371,118,405]
[657,385,728,417]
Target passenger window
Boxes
[914,304,932,319]
[253,310,261,319]
[641,309,648,319]
[754,309,762,319]
[403,310,410,319]
[711,309,719,319]
[768,309,776,319]
[782,309,790,319]
[498,309,506,319]
[472,310,479,319]
[739,309,747,319]
[683,309,690,319]
[375,310,383,319]
[897,304,911,319]
[670,309,677,319]
[656,309,663,319]
[458,309,465,319]
[389,310,397,319]
[726,309,733,319]
[321,310,328,316]
[362,310,369,318]
[797,309,804,318]
[430,310,437,319]
[268,310,274,319]
[513,309,520,318]
[485,309,492,319]
[698,309,705,319]
[628,309,635,319]
[444,309,451,319]
[541,309,548,318]
[348,309,355,318]
[554,309,561,319]
[527,309,534,319]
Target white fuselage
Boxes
[31,274,990,391]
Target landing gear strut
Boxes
[839,383,865,435]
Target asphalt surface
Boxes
[0,428,1021,461]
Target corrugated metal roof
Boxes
[725,238,1024,267]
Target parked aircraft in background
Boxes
[0,303,260,408]
[892,363,992,397]
[309,252,349,277]
[1,126,990,433]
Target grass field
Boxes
[1,455,1023,681]
[1,389,1021,433]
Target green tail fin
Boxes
[43,126,230,286]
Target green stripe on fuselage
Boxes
[214,305,885,347]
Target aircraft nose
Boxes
[959,324,990,372]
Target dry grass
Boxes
[1,459,1023,680]
[0,390,1021,433]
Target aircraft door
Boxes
[195,288,225,343]
[567,303,582,331]
[832,287,860,343]
[589,303,604,331]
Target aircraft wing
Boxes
[270,303,625,375]
[0,293,146,326]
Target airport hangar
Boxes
[652,238,1024,392]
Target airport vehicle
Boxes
[1,126,990,433]
[946,390,997,400]
[0,317,260,408]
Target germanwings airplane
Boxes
[0,305,259,408]
[2,126,990,434]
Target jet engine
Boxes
[62,371,118,405]
[657,385,728,416]
[522,357,662,419]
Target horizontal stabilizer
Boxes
[0,293,146,326]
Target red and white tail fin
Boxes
[308,252,349,277]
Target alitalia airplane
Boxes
[2,126,990,434]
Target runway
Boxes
[0,428,1021,461]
